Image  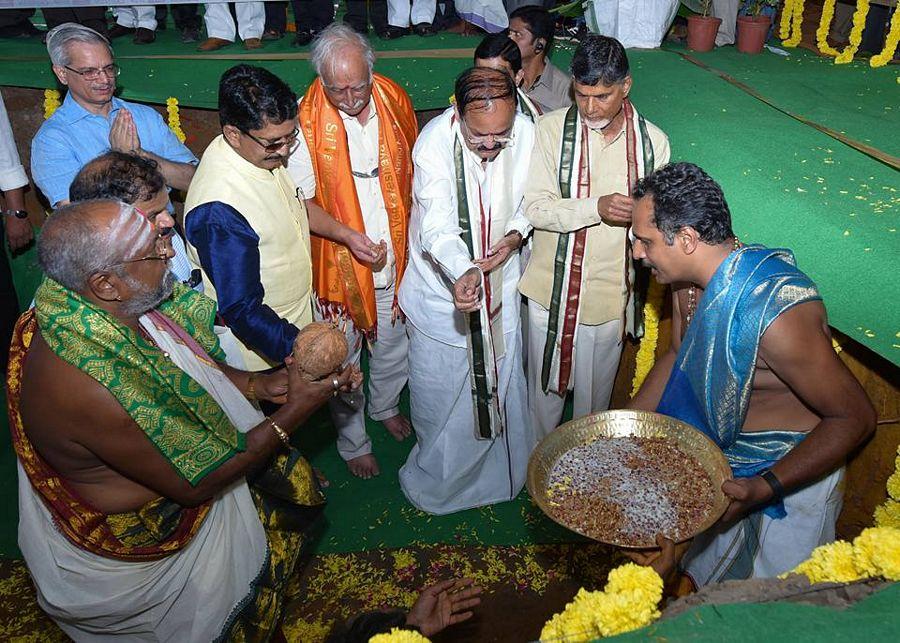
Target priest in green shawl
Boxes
[8,199,353,641]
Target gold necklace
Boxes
[685,236,741,327]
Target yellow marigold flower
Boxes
[593,591,660,637]
[790,540,862,584]
[852,527,900,581]
[369,627,431,643]
[887,471,900,502]
[874,500,900,529]
[604,562,664,606]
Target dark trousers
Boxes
[0,224,20,373]
[0,8,34,30]
[344,0,388,33]
[155,4,201,30]
[267,1,334,33]
[42,7,108,36]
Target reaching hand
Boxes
[597,192,634,226]
[452,268,482,313]
[474,231,522,274]
[109,108,141,153]
[719,476,773,525]
[406,578,482,637]
[344,230,382,265]
[4,216,34,253]
[624,533,691,584]
[254,369,288,404]
[370,240,388,272]
[281,357,354,426]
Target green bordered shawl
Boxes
[454,138,504,440]
[34,278,246,484]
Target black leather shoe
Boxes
[292,29,318,46]
[133,27,156,44]
[413,22,436,37]
[344,21,368,35]
[180,27,199,44]
[376,26,408,40]
[107,24,135,40]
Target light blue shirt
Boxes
[31,93,199,287]
[31,93,197,208]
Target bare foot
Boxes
[314,467,330,488]
[347,453,380,479]
[382,414,412,441]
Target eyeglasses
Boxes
[460,119,514,147]
[323,82,370,97]
[241,127,301,154]
[64,63,120,81]
[112,233,171,266]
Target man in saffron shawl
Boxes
[10,199,353,640]
[520,34,670,439]
[628,162,875,585]
[290,24,418,479]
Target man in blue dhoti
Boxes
[628,162,875,586]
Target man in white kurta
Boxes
[398,68,535,515]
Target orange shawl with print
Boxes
[299,74,417,334]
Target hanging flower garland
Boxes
[369,628,431,642]
[166,97,186,143]
[540,563,663,642]
[43,88,61,120]
[835,0,870,63]
[816,0,842,56]
[630,279,666,397]
[870,5,900,67]
[781,0,805,47]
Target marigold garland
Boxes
[870,5,900,67]
[778,0,797,39]
[368,628,431,642]
[835,0,870,64]
[166,97,186,143]
[816,0,841,56]
[874,445,900,528]
[785,527,900,584]
[781,0,805,47]
[540,563,663,642]
[43,89,61,120]
[630,279,666,397]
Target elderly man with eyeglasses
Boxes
[396,67,535,515]
[288,24,418,480]
[31,24,197,213]
[184,64,374,387]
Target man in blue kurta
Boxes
[31,23,198,285]
[628,162,875,585]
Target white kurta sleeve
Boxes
[0,93,28,191]
[412,140,478,283]
[286,126,317,199]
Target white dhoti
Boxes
[399,323,533,515]
[527,299,623,440]
[203,1,264,41]
[683,467,845,586]
[18,313,269,642]
[319,284,410,461]
[114,5,157,30]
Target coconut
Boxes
[291,321,349,381]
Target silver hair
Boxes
[38,200,152,292]
[46,22,112,67]
[310,23,375,80]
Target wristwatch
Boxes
[3,209,28,219]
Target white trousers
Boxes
[388,0,436,28]
[527,299,623,440]
[400,322,533,515]
[684,466,845,585]
[318,285,409,461]
[114,6,157,30]
[203,2,264,41]
[712,0,740,46]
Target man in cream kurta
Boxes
[520,35,670,438]
[398,68,535,515]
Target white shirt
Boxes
[399,107,535,348]
[288,98,395,289]
[0,92,28,191]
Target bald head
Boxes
[39,199,155,293]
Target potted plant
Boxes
[686,1,722,52]
[737,0,778,54]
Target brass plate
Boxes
[526,410,733,549]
